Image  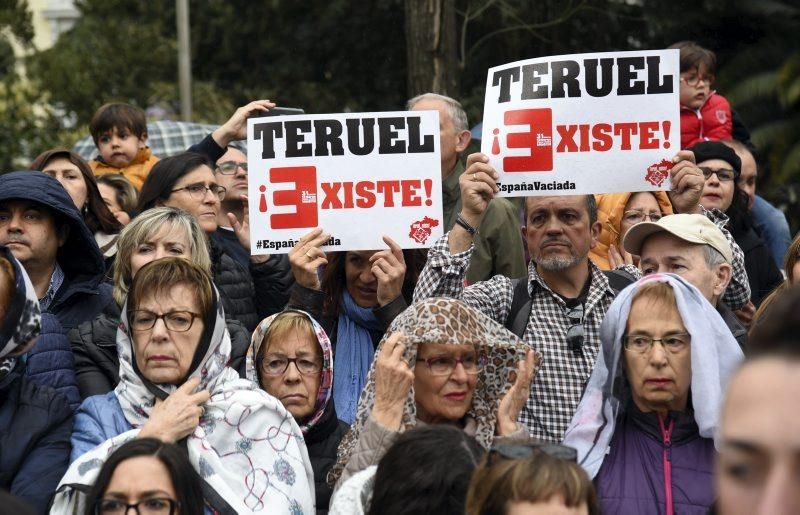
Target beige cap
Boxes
[622,213,733,264]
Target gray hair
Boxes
[406,93,469,133]
[703,244,728,268]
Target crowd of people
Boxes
[1,41,798,515]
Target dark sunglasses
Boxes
[566,304,584,353]
[488,442,578,464]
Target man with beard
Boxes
[414,151,709,442]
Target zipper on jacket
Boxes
[658,413,675,515]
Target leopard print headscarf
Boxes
[329,297,542,486]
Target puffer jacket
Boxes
[70,391,130,463]
[595,404,716,515]
[210,239,293,332]
[0,171,113,331]
[25,313,80,409]
[70,310,252,400]
[90,147,159,190]
[0,363,73,514]
[680,91,733,149]
[591,192,673,269]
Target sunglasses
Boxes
[488,442,578,464]
[566,304,584,354]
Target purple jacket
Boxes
[594,404,716,515]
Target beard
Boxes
[535,238,581,271]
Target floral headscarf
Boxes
[0,246,41,377]
[562,273,744,478]
[53,286,316,514]
[247,309,334,434]
[329,297,541,485]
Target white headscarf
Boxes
[53,286,315,514]
[562,273,743,478]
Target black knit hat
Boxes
[690,141,741,176]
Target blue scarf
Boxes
[333,291,384,424]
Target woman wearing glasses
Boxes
[56,258,314,514]
[689,140,782,308]
[563,273,743,515]
[137,152,293,331]
[84,438,204,515]
[329,298,541,488]
[590,191,673,270]
[247,310,349,514]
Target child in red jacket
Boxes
[670,41,732,149]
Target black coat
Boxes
[730,224,783,307]
[0,364,73,514]
[69,307,252,400]
[210,240,294,332]
[306,402,349,514]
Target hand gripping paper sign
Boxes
[247,111,443,255]
[480,49,680,197]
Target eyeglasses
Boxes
[96,497,180,515]
[680,74,714,87]
[171,182,227,201]
[129,310,200,332]
[259,356,322,376]
[566,304,584,353]
[488,442,578,465]
[623,210,662,224]
[622,333,691,354]
[216,161,248,175]
[699,166,738,182]
[416,352,488,376]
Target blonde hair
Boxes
[113,207,211,305]
[259,311,316,355]
[465,445,598,515]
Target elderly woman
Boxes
[590,191,673,269]
[287,229,426,424]
[563,273,743,515]
[248,310,349,514]
[30,148,123,266]
[329,298,541,487]
[55,258,314,514]
[70,207,250,399]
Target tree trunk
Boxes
[405,0,459,98]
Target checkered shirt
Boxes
[414,233,617,442]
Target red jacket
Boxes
[680,91,732,149]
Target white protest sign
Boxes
[247,111,443,255]
[481,49,680,197]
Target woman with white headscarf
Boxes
[53,258,314,514]
[563,273,743,515]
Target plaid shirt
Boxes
[414,234,617,442]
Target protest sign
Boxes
[247,111,443,255]
[480,49,680,197]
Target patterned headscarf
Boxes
[562,273,744,478]
[0,246,41,376]
[53,286,316,514]
[329,298,541,485]
[247,309,334,434]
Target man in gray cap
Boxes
[624,213,747,348]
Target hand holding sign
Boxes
[288,228,330,291]
[229,195,270,264]
[669,150,705,214]
[370,236,407,307]
[459,152,500,227]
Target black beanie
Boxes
[690,141,741,175]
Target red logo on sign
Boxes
[495,108,554,172]
[644,159,672,187]
[408,216,440,244]
[269,166,319,229]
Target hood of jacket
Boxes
[591,191,673,269]
[247,309,334,435]
[0,171,105,282]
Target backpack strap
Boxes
[505,278,532,339]
[603,268,636,294]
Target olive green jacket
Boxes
[442,161,527,283]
